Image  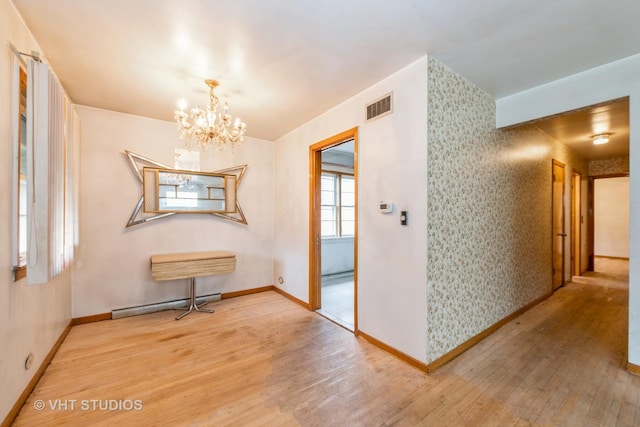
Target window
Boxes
[321,172,354,237]
[11,56,78,285]
[341,175,355,235]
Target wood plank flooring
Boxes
[13,262,640,426]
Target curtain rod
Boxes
[9,43,42,63]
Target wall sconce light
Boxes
[592,133,610,145]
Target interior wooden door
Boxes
[552,160,566,290]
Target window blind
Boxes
[25,59,77,285]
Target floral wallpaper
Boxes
[426,57,587,363]
[589,156,629,176]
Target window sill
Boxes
[13,265,26,282]
[321,236,355,244]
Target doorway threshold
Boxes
[316,309,354,333]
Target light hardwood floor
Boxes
[13,263,640,426]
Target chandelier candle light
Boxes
[174,79,246,151]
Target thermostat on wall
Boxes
[379,201,394,213]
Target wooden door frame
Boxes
[552,159,566,290]
[309,127,358,333]
[571,171,582,276]
[588,173,630,271]
[587,176,595,271]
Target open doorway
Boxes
[309,128,358,332]
[573,174,630,290]
[529,97,630,371]
[591,175,630,278]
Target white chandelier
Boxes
[174,79,246,151]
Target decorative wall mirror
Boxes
[125,150,247,227]
[142,167,237,214]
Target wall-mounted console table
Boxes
[150,251,236,320]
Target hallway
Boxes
[573,256,629,288]
[432,257,633,425]
[13,259,638,426]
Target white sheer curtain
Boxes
[26,59,78,285]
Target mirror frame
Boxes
[124,150,248,227]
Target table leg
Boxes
[175,277,215,320]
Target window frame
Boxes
[320,171,355,238]
[10,56,78,285]
[13,60,28,281]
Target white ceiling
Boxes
[12,0,640,148]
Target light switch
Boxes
[400,210,408,226]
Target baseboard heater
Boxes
[111,293,221,319]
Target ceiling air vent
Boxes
[366,92,393,122]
